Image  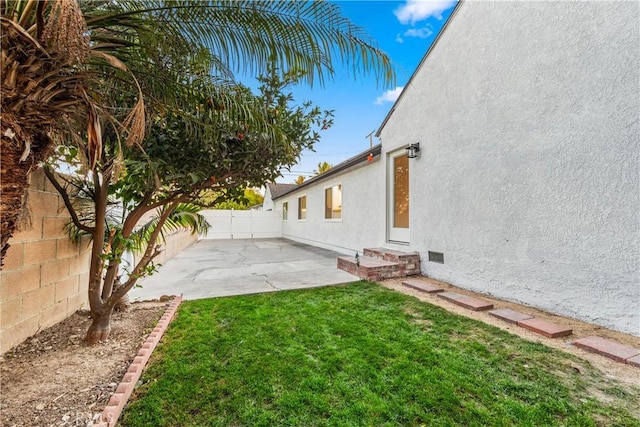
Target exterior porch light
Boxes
[405,143,420,159]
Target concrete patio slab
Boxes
[129,239,358,301]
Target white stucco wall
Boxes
[379,1,639,335]
[276,159,386,256]
[262,186,275,211]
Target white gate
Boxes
[200,210,282,239]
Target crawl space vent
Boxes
[428,251,444,264]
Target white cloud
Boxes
[374,87,404,105]
[394,0,457,25]
[396,33,405,44]
[403,24,434,39]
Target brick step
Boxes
[574,336,640,366]
[363,248,420,276]
[489,309,572,339]
[517,318,572,338]
[337,255,409,281]
[402,279,444,294]
[437,292,494,311]
[489,308,534,324]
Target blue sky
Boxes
[264,0,457,182]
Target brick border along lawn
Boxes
[119,283,640,426]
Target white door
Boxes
[387,150,410,243]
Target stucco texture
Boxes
[278,159,386,255]
[378,1,639,335]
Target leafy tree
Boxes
[46,69,334,343]
[294,175,306,184]
[314,161,332,175]
[213,188,265,210]
[1,0,395,266]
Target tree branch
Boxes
[108,201,179,304]
[102,259,120,301]
[43,166,94,233]
[121,191,180,238]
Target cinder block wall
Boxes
[151,230,198,265]
[130,208,199,267]
[0,170,199,353]
[0,169,91,354]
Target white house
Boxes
[268,1,639,336]
[263,183,298,212]
[271,146,384,254]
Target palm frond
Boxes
[129,203,209,252]
[83,0,395,88]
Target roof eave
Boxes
[273,144,382,200]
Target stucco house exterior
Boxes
[268,1,639,336]
[263,183,298,212]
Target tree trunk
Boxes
[84,166,112,345]
[85,305,115,344]
[0,138,29,263]
[0,126,52,267]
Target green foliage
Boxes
[83,0,396,88]
[128,204,211,252]
[212,188,264,210]
[10,0,397,341]
[121,283,640,426]
[115,67,333,210]
[314,161,332,175]
[48,66,331,299]
[75,0,396,149]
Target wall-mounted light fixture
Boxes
[405,143,420,159]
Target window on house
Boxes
[298,196,307,220]
[324,184,342,219]
[282,202,288,220]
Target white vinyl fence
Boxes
[200,209,282,239]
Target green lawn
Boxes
[121,282,639,426]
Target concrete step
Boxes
[437,292,494,311]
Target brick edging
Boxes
[95,296,183,427]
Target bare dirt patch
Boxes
[0,301,167,427]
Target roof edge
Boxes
[273,144,382,200]
[376,0,464,137]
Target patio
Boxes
[129,238,357,301]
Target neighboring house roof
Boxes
[266,183,298,199]
[376,1,464,137]
[272,144,382,200]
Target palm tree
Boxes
[3,0,396,343]
[295,175,306,184]
[314,161,332,175]
[1,0,89,262]
[1,0,395,266]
